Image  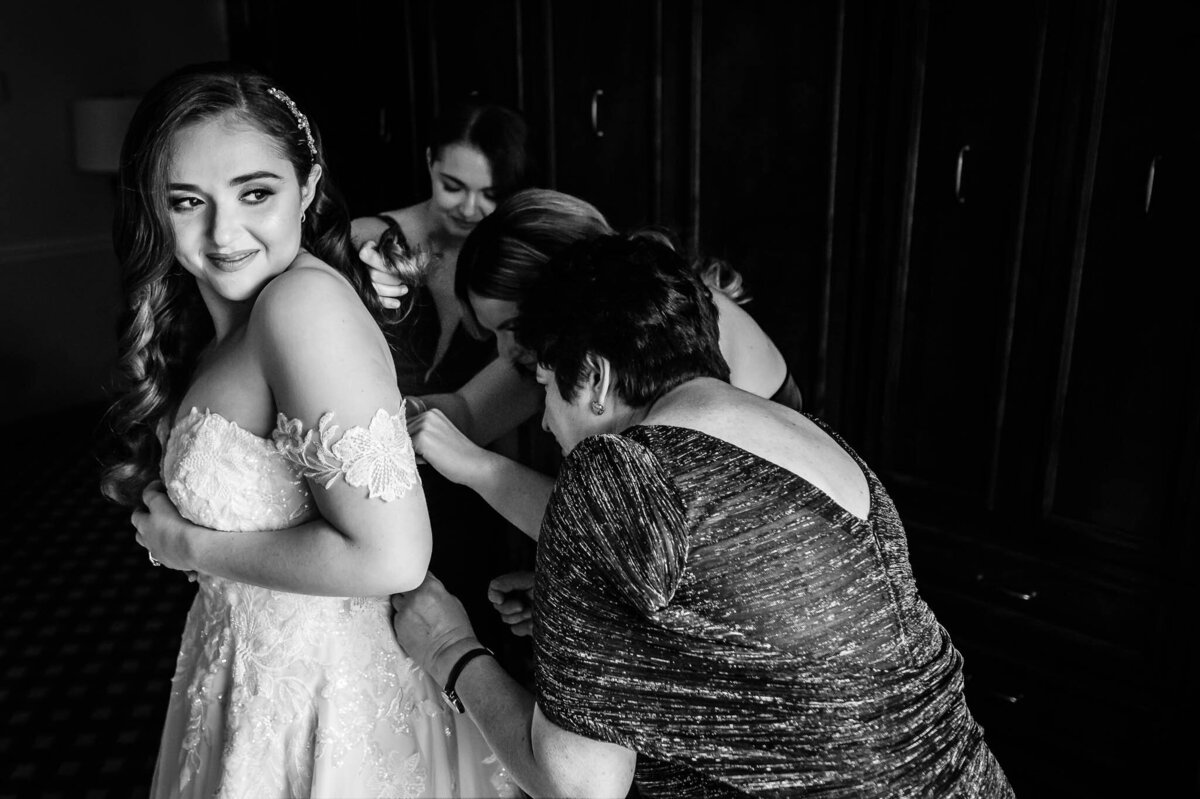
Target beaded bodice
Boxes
[163,408,317,534]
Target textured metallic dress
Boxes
[534,422,1014,798]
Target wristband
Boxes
[441,646,493,713]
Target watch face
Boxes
[441,646,492,715]
[441,689,464,713]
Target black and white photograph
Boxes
[0,1,1195,797]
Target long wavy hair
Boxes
[100,62,418,508]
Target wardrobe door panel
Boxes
[1045,2,1198,554]
[549,0,657,229]
[881,0,1046,508]
[424,0,524,108]
[229,0,418,214]
[696,0,837,392]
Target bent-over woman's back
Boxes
[533,418,1013,797]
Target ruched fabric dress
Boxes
[534,422,1013,798]
[149,408,518,799]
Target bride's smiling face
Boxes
[167,113,319,307]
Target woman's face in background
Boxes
[167,114,316,309]
[429,143,496,238]
[469,292,537,368]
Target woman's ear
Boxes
[585,353,614,408]
[300,164,323,215]
[426,146,434,171]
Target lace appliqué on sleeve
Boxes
[272,408,420,502]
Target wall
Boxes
[0,0,228,421]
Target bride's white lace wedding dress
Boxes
[149,408,517,799]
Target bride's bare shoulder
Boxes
[251,260,374,346]
[260,258,351,304]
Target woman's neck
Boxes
[607,378,720,436]
[633,378,722,428]
[420,199,464,253]
[609,399,651,435]
[198,291,252,343]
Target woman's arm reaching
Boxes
[409,408,553,538]
[417,356,544,446]
[392,574,637,798]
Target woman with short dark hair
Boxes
[392,233,1013,798]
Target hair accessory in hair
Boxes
[266,87,318,161]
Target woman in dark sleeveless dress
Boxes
[390,233,1013,798]
[351,100,529,397]
[350,100,533,654]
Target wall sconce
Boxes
[72,97,140,174]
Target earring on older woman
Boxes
[590,400,605,415]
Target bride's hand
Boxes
[408,409,489,487]
[132,481,195,573]
[359,240,410,310]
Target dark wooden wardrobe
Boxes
[225,1,1198,794]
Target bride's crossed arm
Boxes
[135,265,432,597]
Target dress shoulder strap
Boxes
[375,213,409,248]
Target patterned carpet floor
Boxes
[0,403,197,798]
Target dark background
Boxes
[1,1,1196,796]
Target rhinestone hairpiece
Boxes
[266,87,318,161]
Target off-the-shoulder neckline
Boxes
[171,407,275,444]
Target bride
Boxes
[101,62,516,798]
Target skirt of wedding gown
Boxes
[148,577,519,799]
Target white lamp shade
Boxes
[73,97,141,173]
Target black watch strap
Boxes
[441,646,493,714]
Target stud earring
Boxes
[590,400,605,415]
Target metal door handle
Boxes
[378,107,390,143]
[590,89,605,138]
[987,691,1024,704]
[955,145,971,204]
[1145,155,1160,214]
[974,572,1038,601]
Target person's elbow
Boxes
[528,710,637,799]
[383,536,431,592]
[340,507,433,594]
[351,534,431,594]
[527,776,630,799]
[526,765,633,799]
